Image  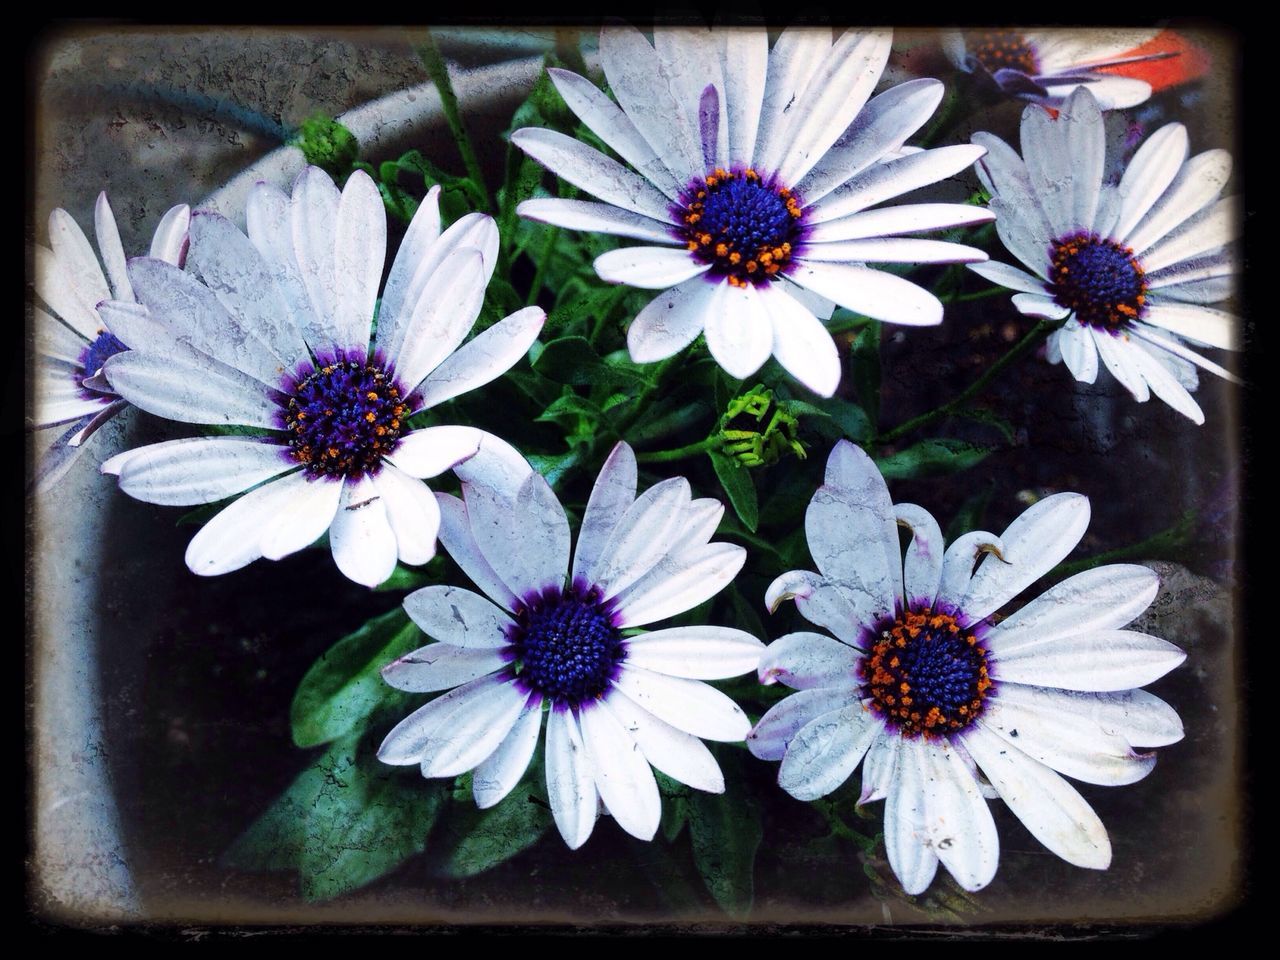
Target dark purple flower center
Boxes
[860,606,991,739]
[278,352,408,479]
[80,330,128,377]
[1049,232,1148,332]
[509,582,625,705]
[967,30,1039,76]
[678,167,803,287]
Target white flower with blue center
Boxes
[31,193,189,492]
[751,440,1185,895]
[377,442,764,849]
[513,25,994,397]
[99,166,544,587]
[969,87,1240,423]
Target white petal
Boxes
[919,740,999,892]
[372,464,442,566]
[572,441,638,585]
[1124,342,1206,423]
[1123,150,1232,254]
[545,707,598,849]
[653,28,726,170]
[753,26,832,175]
[578,702,660,841]
[378,185,442,334]
[602,691,723,793]
[611,665,750,741]
[149,203,191,266]
[1113,123,1189,242]
[996,683,1183,749]
[330,169,386,351]
[1058,322,1100,384]
[624,626,764,680]
[747,686,859,761]
[1010,294,1070,320]
[435,494,517,609]
[256,474,345,561]
[789,262,942,327]
[810,145,988,225]
[993,629,1185,691]
[403,584,513,649]
[897,503,944,607]
[418,677,529,778]
[48,208,110,318]
[935,530,1006,613]
[1092,329,1151,402]
[546,67,683,199]
[593,477,694,599]
[93,193,131,302]
[1141,197,1240,275]
[518,197,679,244]
[765,569,866,646]
[799,238,987,265]
[244,182,323,347]
[461,470,568,599]
[758,631,858,691]
[777,701,880,802]
[970,132,1055,276]
[1020,99,1079,234]
[472,694,544,809]
[453,432,535,503]
[329,475,399,587]
[960,493,1090,625]
[1060,87,1105,230]
[612,542,746,628]
[381,642,510,693]
[414,306,544,411]
[986,563,1159,655]
[377,672,514,765]
[288,166,346,347]
[812,202,996,243]
[385,425,482,480]
[626,276,716,363]
[35,245,102,341]
[1130,326,1241,385]
[390,246,488,392]
[101,350,278,429]
[512,127,675,223]
[594,246,710,289]
[1141,302,1237,351]
[703,281,772,380]
[34,307,87,365]
[963,724,1111,869]
[762,285,841,398]
[721,27,767,165]
[859,733,898,804]
[883,738,939,895]
[115,437,293,506]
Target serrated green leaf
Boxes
[875,438,993,480]
[688,749,763,918]
[850,320,881,432]
[431,761,550,878]
[709,448,759,533]
[290,609,421,749]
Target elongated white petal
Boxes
[545,707,598,849]
[34,307,87,365]
[435,493,517,610]
[573,441,638,585]
[625,626,764,680]
[48,208,110,319]
[761,284,841,398]
[919,740,999,892]
[594,246,710,289]
[970,133,1055,276]
[961,493,1090,625]
[518,197,679,244]
[963,724,1110,869]
[464,470,568,598]
[390,246,487,392]
[1112,122,1189,241]
[472,694,543,809]
[256,474,345,561]
[415,306,544,411]
[116,437,293,506]
[765,569,866,646]
[1058,322,1100,384]
[627,276,717,363]
[1011,295,1071,320]
[93,193,132,302]
[330,475,399,587]
[593,477,693,599]
[859,733,898,804]
[778,702,879,801]
[1124,150,1232,253]
[994,629,1185,691]
[385,425,482,480]
[1125,341,1206,423]
[149,203,191,266]
[377,673,514,765]
[799,238,987,265]
[1130,326,1241,384]
[1141,302,1238,351]
[935,531,1006,612]
[35,245,100,341]
[419,677,529,778]
[102,350,279,429]
[986,564,1158,655]
[810,145,988,225]
[603,691,723,793]
[721,27,767,165]
[653,28,726,170]
[245,182,323,347]
[578,702,660,841]
[403,584,513,649]
[812,203,996,243]
[330,169,385,351]
[758,631,858,691]
[997,683,1183,749]
[747,686,860,761]
[612,665,750,741]
[753,26,831,175]
[883,738,939,895]
[289,167,343,347]
[382,642,510,693]
[1093,329,1151,402]
[453,432,534,503]
[612,542,746,628]
[897,503,944,607]
[703,280,772,380]
[372,464,442,566]
[1062,87,1105,230]
[805,481,898,625]
[1141,197,1240,275]
[789,262,943,327]
[378,185,442,335]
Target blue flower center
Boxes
[861,607,991,738]
[278,352,408,479]
[679,168,803,287]
[1049,232,1149,332]
[967,30,1039,75]
[80,330,128,377]
[510,582,625,705]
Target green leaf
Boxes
[372,563,436,593]
[850,320,882,432]
[535,391,607,431]
[956,405,1017,445]
[526,448,584,489]
[292,116,359,179]
[708,448,759,533]
[532,336,647,389]
[431,764,551,878]
[688,749,763,918]
[788,395,873,443]
[654,771,692,843]
[728,585,767,643]
[290,609,421,749]
[875,438,993,481]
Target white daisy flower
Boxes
[750,440,1185,895]
[942,28,1170,110]
[512,25,994,398]
[30,192,190,493]
[377,441,764,849]
[99,166,545,587]
[968,87,1240,424]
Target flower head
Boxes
[377,442,764,849]
[514,25,994,397]
[969,87,1240,423]
[100,166,544,586]
[30,193,189,492]
[942,28,1175,110]
[751,440,1185,895]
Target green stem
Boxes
[877,319,1055,444]
[417,32,492,213]
[588,286,628,347]
[815,800,875,852]
[636,437,717,464]
[525,227,560,307]
[946,286,1012,304]
[1053,509,1198,579]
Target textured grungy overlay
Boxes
[28,25,1244,929]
